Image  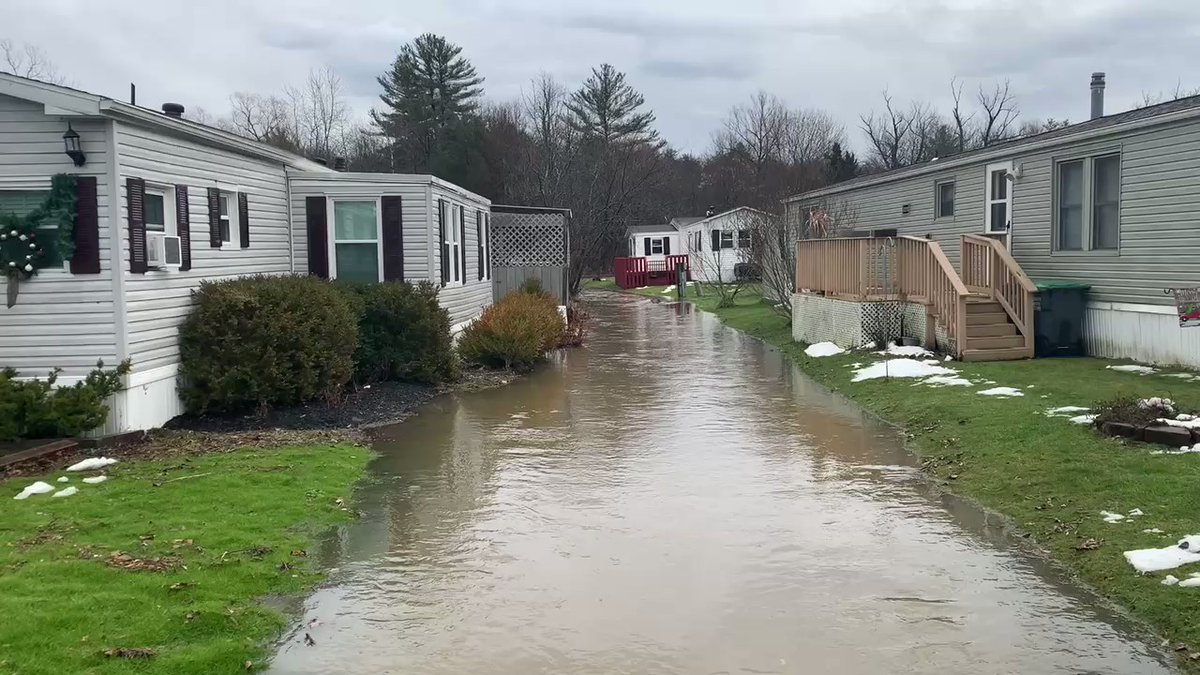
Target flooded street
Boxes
[270,292,1171,674]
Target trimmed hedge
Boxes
[459,291,563,369]
[0,360,130,441]
[179,275,358,414]
[337,281,455,384]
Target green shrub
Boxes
[459,291,564,369]
[178,275,358,414]
[0,360,130,440]
[337,281,455,384]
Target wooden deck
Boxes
[614,255,692,289]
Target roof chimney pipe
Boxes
[161,102,185,119]
[1090,72,1106,120]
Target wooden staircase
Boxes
[962,296,1031,361]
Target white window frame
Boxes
[983,161,1013,234]
[327,197,383,283]
[143,186,175,235]
[217,191,242,247]
[720,230,734,249]
[442,201,463,286]
[1051,150,1122,255]
[480,211,490,281]
[650,237,665,255]
[935,179,955,219]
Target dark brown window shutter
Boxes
[711,229,720,251]
[644,237,651,256]
[381,195,404,282]
[174,185,192,271]
[663,237,671,256]
[458,207,467,283]
[70,176,100,274]
[438,199,448,286]
[476,210,484,281]
[127,177,147,274]
[305,196,328,279]
[237,192,249,248]
[206,188,221,247]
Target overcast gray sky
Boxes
[7,0,1200,154]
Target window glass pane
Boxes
[145,193,165,231]
[333,201,377,240]
[990,169,1007,199]
[938,182,955,217]
[651,239,663,254]
[0,190,48,218]
[1093,155,1120,250]
[737,230,751,248]
[720,231,733,248]
[335,243,379,283]
[219,218,231,243]
[1058,160,1084,250]
[219,195,229,217]
[990,203,1009,232]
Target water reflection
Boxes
[270,292,1170,675]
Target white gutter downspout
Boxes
[285,167,295,273]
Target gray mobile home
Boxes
[786,74,1200,366]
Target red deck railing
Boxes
[614,255,691,289]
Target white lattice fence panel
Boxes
[492,212,566,267]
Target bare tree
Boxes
[1136,81,1200,108]
[0,39,65,84]
[519,73,580,206]
[860,91,913,170]
[782,108,845,167]
[977,79,1019,147]
[1016,117,1070,137]
[714,91,790,174]
[285,66,351,160]
[950,77,975,152]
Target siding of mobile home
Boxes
[288,174,492,331]
[0,94,116,380]
[629,231,680,260]
[678,209,759,283]
[786,114,1200,365]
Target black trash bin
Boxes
[1033,281,1090,357]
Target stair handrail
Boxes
[897,236,968,355]
[961,234,1036,350]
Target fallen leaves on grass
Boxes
[106,551,181,572]
[102,647,156,659]
[167,581,196,592]
[1075,538,1103,551]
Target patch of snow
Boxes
[13,481,55,500]
[983,380,997,385]
[1179,576,1200,588]
[82,475,108,485]
[1165,373,1198,380]
[52,486,77,498]
[805,342,846,358]
[1129,508,1145,517]
[1125,536,1200,572]
[56,476,69,483]
[660,286,674,294]
[851,359,957,383]
[943,355,953,362]
[921,359,940,365]
[1158,417,1200,430]
[1069,414,1098,425]
[1108,364,1157,375]
[878,343,933,358]
[847,362,863,369]
[858,341,877,351]
[1046,406,1090,416]
[1177,413,1198,422]
[1151,446,1200,455]
[1101,510,1126,523]
[979,387,1023,397]
[1164,575,1180,586]
[1145,528,1165,534]
[922,375,974,387]
[66,457,117,472]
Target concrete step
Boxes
[961,346,1034,362]
[965,300,1004,314]
[967,322,1017,338]
[966,311,1008,325]
[966,335,1025,350]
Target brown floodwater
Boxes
[269,292,1173,674]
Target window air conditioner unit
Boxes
[147,233,182,269]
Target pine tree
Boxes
[565,64,657,145]
[823,142,860,184]
[371,33,484,171]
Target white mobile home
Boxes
[626,222,684,262]
[0,73,496,434]
[677,207,769,283]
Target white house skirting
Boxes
[1086,302,1200,367]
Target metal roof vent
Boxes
[161,102,185,118]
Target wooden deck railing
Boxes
[795,236,969,354]
[961,234,1036,349]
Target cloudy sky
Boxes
[6,0,1200,154]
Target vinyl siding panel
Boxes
[431,182,493,328]
[287,173,430,281]
[115,120,293,373]
[0,94,116,378]
[793,116,1200,306]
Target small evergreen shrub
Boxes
[337,281,455,384]
[458,291,564,369]
[178,275,358,414]
[0,360,130,440]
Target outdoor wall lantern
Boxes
[63,123,86,166]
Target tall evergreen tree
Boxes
[371,33,484,173]
[565,64,658,145]
[823,142,860,184]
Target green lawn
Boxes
[0,444,369,674]
[592,283,1200,664]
